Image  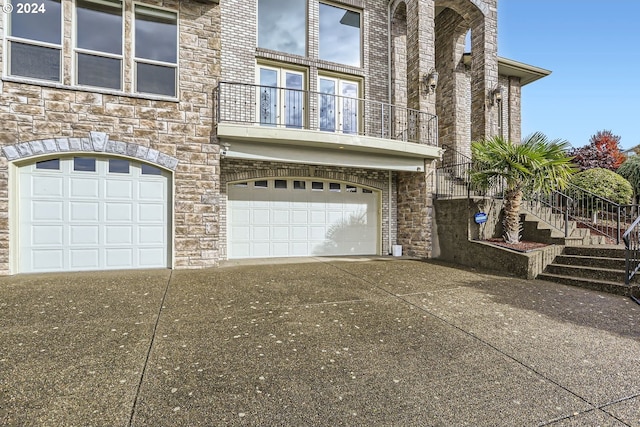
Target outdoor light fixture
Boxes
[423,69,439,94]
[491,86,503,106]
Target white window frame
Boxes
[133,3,179,97]
[4,0,64,82]
[317,74,361,134]
[256,63,306,128]
[73,0,124,90]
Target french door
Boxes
[258,65,305,128]
[318,76,360,134]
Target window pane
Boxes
[141,164,162,175]
[259,68,278,126]
[74,157,96,172]
[10,0,61,44]
[36,159,60,170]
[77,53,121,89]
[10,42,60,81]
[135,7,177,63]
[254,180,268,188]
[329,182,340,192]
[319,3,361,67]
[319,78,336,132]
[341,82,359,134]
[293,180,306,190]
[77,0,122,55]
[258,0,305,56]
[136,63,176,97]
[312,182,323,191]
[109,159,129,173]
[275,179,287,189]
[285,72,303,128]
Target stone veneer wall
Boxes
[396,161,436,258]
[220,159,397,257]
[0,0,221,274]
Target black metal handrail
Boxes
[214,81,438,146]
[623,215,640,287]
[524,190,573,237]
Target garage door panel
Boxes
[32,201,63,221]
[138,203,164,222]
[271,210,290,224]
[272,226,289,240]
[31,249,64,270]
[138,248,164,267]
[32,176,63,196]
[231,225,250,240]
[70,178,99,198]
[105,226,133,244]
[32,225,63,245]
[106,180,133,199]
[253,226,269,240]
[70,202,99,221]
[70,225,99,245]
[291,226,307,240]
[138,181,165,200]
[310,210,326,224]
[20,157,170,273]
[252,209,270,224]
[105,248,134,268]
[291,210,307,224]
[138,226,165,244]
[105,203,133,221]
[70,249,100,269]
[252,242,270,257]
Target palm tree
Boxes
[470,132,576,244]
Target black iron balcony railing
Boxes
[214,81,438,146]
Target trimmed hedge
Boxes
[569,168,632,205]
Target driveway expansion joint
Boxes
[127,270,174,427]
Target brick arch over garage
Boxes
[1,131,179,170]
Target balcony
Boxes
[214,82,441,172]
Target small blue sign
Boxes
[474,212,488,224]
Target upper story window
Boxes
[258,0,306,57]
[319,3,361,67]
[6,0,62,81]
[75,0,123,90]
[4,0,178,99]
[134,5,178,97]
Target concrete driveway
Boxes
[1,258,640,426]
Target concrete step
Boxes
[544,263,627,283]
[553,254,626,270]
[536,272,632,296]
[563,246,626,258]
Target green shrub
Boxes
[616,155,640,196]
[569,168,633,205]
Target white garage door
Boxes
[228,179,379,258]
[19,156,170,273]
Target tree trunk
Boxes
[503,188,523,244]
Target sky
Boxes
[497,0,640,151]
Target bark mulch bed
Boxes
[482,238,550,253]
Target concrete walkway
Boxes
[1,259,639,426]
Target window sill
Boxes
[1,75,179,103]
